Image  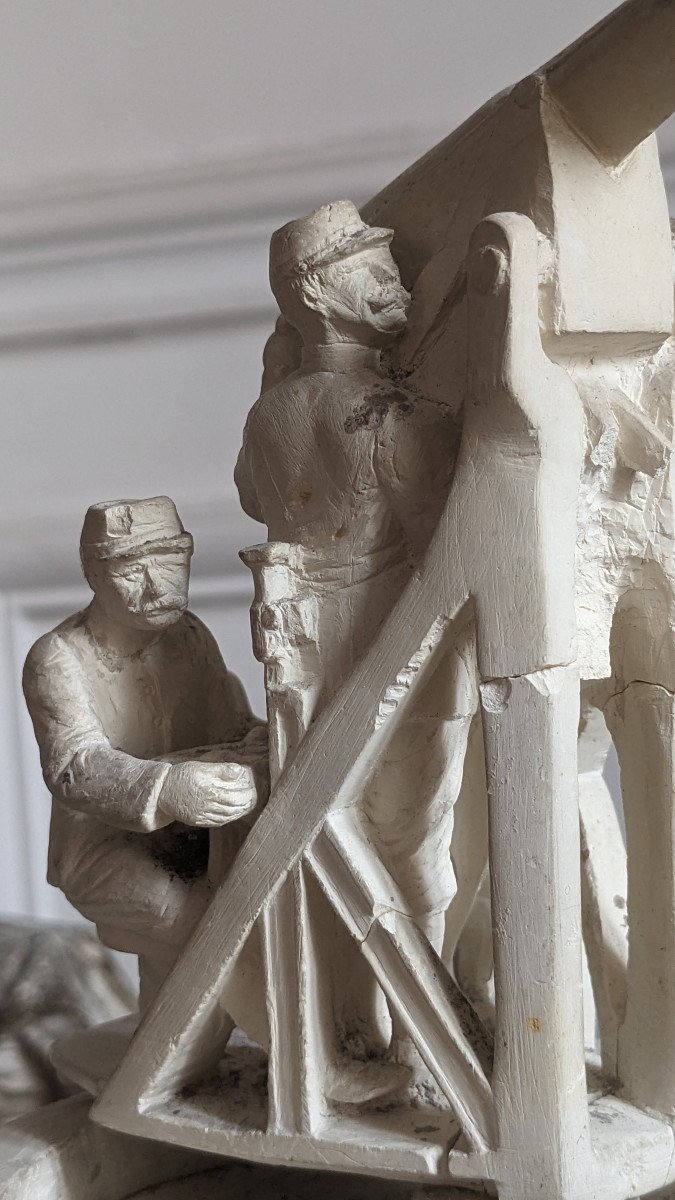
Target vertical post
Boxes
[481,668,588,1199]
[241,543,326,1133]
[462,212,589,1199]
[262,865,325,1133]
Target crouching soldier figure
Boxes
[23,496,267,1009]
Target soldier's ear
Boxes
[299,270,326,314]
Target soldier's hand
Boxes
[158,760,257,827]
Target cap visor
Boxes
[83,532,194,561]
[312,224,394,268]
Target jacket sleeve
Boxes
[23,631,172,833]
[183,613,264,744]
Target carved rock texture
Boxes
[0,921,133,1120]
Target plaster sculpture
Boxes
[22,496,268,1012]
[236,200,479,1102]
[5,2,675,1199]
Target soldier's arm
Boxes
[164,615,268,819]
[184,613,264,744]
[23,631,172,834]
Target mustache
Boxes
[139,598,186,613]
[370,291,410,315]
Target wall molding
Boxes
[0,131,672,352]
[0,132,672,588]
[0,130,437,258]
[0,489,257,592]
[0,130,438,351]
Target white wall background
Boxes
[1,0,672,925]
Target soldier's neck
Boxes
[86,600,164,656]
[300,343,381,374]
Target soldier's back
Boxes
[238,367,407,564]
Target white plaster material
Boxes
[5,3,675,1199]
[22,496,267,1010]
[236,200,474,1104]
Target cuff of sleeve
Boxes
[139,761,173,831]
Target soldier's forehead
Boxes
[333,244,395,271]
[107,548,188,568]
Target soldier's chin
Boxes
[141,606,184,626]
[376,308,407,335]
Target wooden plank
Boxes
[262,878,303,1133]
[93,570,466,1128]
[307,810,495,1151]
[482,668,589,1197]
[94,215,590,1196]
[262,866,324,1134]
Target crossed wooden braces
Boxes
[86,215,675,1200]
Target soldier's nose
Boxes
[142,570,163,601]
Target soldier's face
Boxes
[94,549,191,630]
[318,245,410,344]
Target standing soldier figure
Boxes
[236,201,475,1099]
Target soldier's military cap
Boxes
[270,199,394,286]
[80,496,194,563]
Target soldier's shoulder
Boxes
[178,608,204,634]
[174,609,217,647]
[249,373,305,415]
[23,612,89,695]
[26,612,88,665]
[243,376,319,462]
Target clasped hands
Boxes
[157,725,268,828]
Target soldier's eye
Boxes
[370,265,396,285]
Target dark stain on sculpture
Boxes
[344,389,413,433]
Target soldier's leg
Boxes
[61,830,205,953]
[58,828,209,1010]
[364,620,477,1075]
[604,568,675,1112]
[65,829,269,1038]
[452,868,494,1029]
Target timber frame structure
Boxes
[6,3,675,1199]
